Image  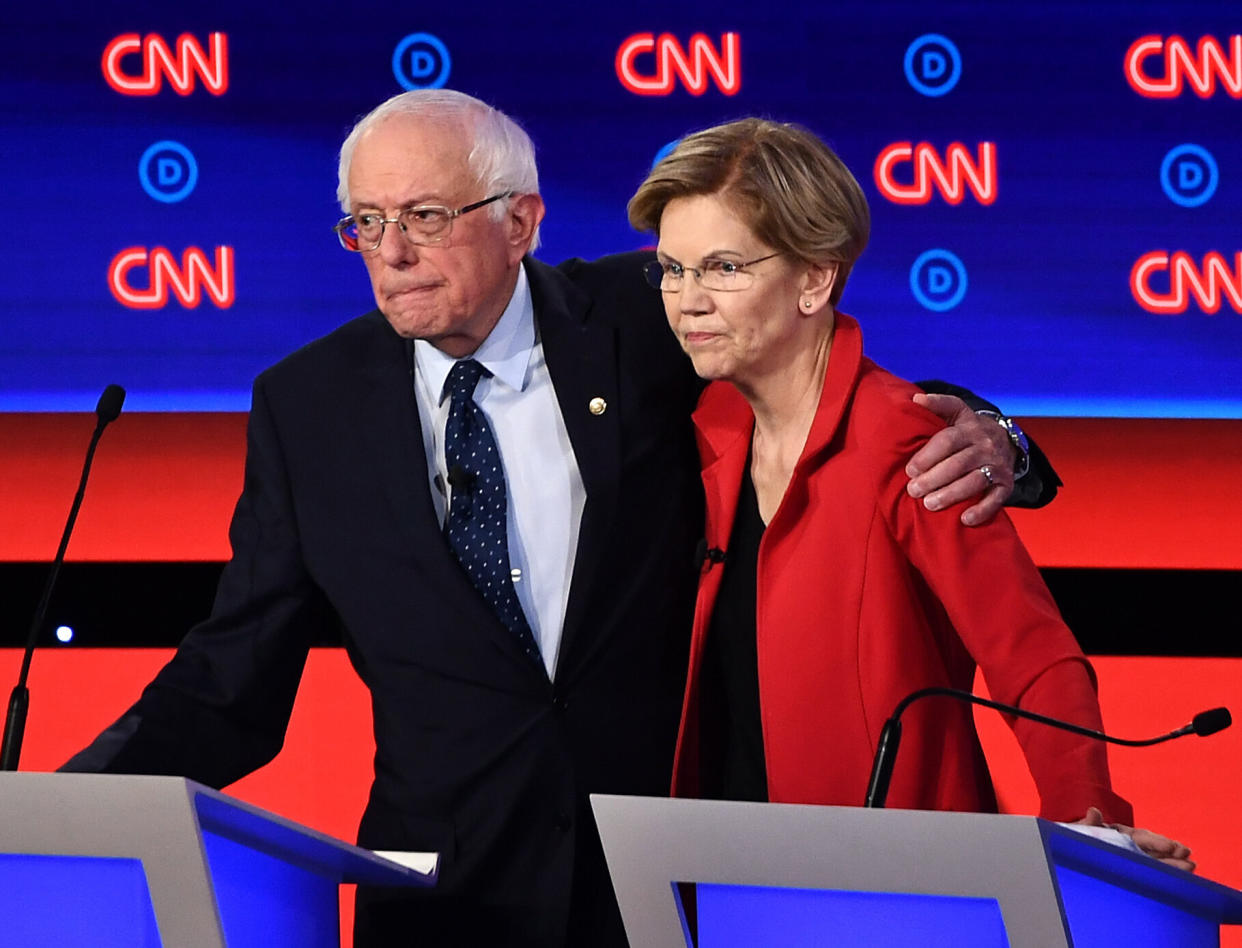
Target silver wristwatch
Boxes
[976,410,1030,480]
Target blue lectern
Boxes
[0,773,434,947]
[591,794,1242,948]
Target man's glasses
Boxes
[334,192,513,252]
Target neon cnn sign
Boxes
[874,142,997,206]
[108,246,235,309]
[616,32,740,95]
[102,33,229,96]
[1131,252,1242,315]
[1125,35,1242,99]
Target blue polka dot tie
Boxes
[442,359,541,667]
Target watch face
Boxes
[1006,418,1030,455]
[1000,417,1031,479]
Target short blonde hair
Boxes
[628,118,870,304]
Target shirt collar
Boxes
[414,262,535,403]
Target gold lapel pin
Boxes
[588,396,607,416]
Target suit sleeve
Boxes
[60,377,324,788]
[882,402,1131,824]
[915,378,1061,508]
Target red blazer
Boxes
[672,313,1133,824]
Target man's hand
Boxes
[1076,806,1196,872]
[906,393,1014,527]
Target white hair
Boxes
[337,89,541,247]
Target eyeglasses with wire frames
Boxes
[334,192,514,252]
[642,252,783,293]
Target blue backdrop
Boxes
[3,1,1239,416]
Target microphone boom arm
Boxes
[864,686,1229,809]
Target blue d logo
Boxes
[910,249,968,312]
[392,33,451,90]
[904,34,961,97]
[1160,144,1218,208]
[138,141,198,203]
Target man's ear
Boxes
[507,193,545,261]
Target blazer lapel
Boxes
[694,382,753,562]
[353,312,544,678]
[526,259,621,679]
[354,316,438,548]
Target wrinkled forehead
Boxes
[348,113,479,207]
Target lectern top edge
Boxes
[190,781,438,885]
[1042,821,1242,924]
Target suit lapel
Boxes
[527,259,621,679]
[353,312,543,678]
[355,317,439,547]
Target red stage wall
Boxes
[2,412,1240,568]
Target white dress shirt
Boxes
[412,263,585,678]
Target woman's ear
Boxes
[797,261,838,315]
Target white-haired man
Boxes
[66,90,1049,946]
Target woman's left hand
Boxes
[1076,806,1196,872]
[906,393,1014,526]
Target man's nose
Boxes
[377,219,420,266]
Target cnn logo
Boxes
[108,246,235,309]
[616,32,740,96]
[873,142,997,206]
[102,33,228,96]
[1131,251,1242,315]
[1126,34,1242,98]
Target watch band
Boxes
[976,410,1031,480]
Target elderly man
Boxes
[65,90,1047,946]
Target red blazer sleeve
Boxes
[878,395,1132,824]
